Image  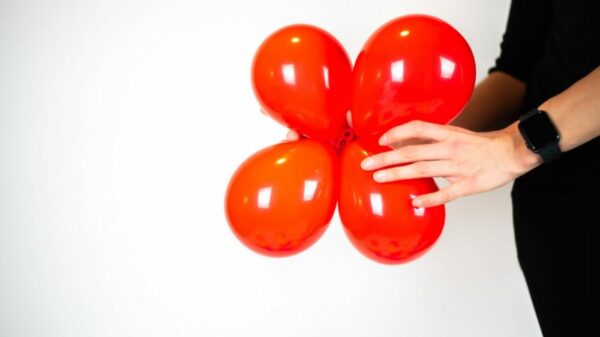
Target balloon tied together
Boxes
[227,15,475,264]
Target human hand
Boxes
[360,120,542,207]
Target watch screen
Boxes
[522,112,559,150]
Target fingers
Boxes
[412,181,470,208]
[372,160,458,182]
[380,120,451,146]
[362,143,452,170]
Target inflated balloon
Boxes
[252,24,353,145]
[338,140,445,264]
[352,15,475,149]
[228,16,475,263]
[225,139,338,257]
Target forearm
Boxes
[452,71,526,132]
[538,65,600,152]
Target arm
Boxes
[451,71,525,132]
[361,65,600,207]
[540,66,600,152]
[452,0,552,132]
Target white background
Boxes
[0,0,542,336]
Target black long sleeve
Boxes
[490,0,552,83]
[490,1,600,171]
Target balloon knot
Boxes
[334,128,355,151]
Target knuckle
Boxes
[451,183,469,200]
[401,146,418,160]
[411,120,425,135]
[441,146,454,159]
[444,187,458,201]
[379,152,394,166]
[375,154,387,167]
[383,150,403,166]
[414,162,429,175]
[448,140,464,154]
[423,193,440,206]
[387,164,411,178]
[449,161,461,174]
[387,168,401,179]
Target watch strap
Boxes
[538,141,562,163]
[519,108,537,121]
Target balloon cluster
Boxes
[225,15,475,264]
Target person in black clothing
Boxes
[288,0,598,335]
[359,1,599,335]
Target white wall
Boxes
[0,0,542,336]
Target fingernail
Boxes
[412,198,423,207]
[373,171,388,182]
[361,158,374,170]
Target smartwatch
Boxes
[518,109,561,163]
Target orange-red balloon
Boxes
[252,24,352,145]
[338,140,445,264]
[352,15,475,148]
[225,140,338,257]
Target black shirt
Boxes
[491,0,600,183]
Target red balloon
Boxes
[338,140,445,264]
[252,25,353,145]
[225,140,338,257]
[352,15,475,147]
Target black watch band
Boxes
[518,109,562,164]
[538,140,562,163]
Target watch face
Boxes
[520,111,560,150]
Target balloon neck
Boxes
[333,128,355,152]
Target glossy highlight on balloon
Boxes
[338,140,445,264]
[225,139,338,257]
[352,14,476,147]
[252,24,353,145]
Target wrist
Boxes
[503,123,542,176]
